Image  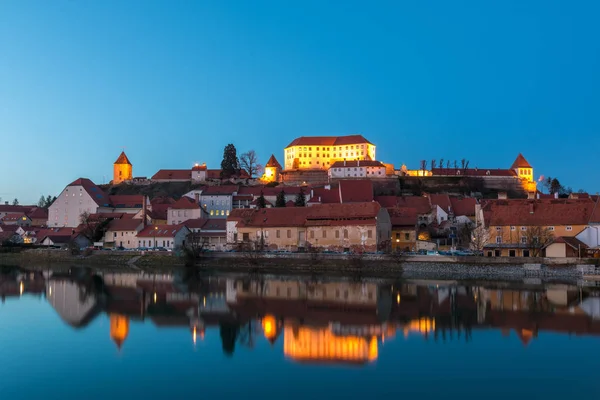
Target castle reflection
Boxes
[2,266,600,364]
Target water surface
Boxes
[1,267,599,399]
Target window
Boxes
[404,232,410,240]
[367,230,372,239]
[343,229,348,239]
[548,226,554,231]
[323,231,327,238]
[276,230,280,238]
[509,250,516,257]
[335,230,339,239]
[287,230,291,238]
[510,226,516,231]
[566,226,573,231]
[310,231,314,239]
[210,210,214,216]
[521,237,527,244]
[495,227,502,232]
[496,236,502,244]
[521,226,527,231]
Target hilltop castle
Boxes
[113,151,133,184]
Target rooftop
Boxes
[114,151,132,165]
[286,134,373,148]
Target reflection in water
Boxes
[2,266,600,365]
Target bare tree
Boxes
[420,160,427,175]
[240,150,263,178]
[79,212,110,242]
[523,226,554,257]
[431,160,437,170]
[454,160,458,169]
[470,224,490,252]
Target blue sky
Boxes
[1,0,599,203]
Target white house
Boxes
[47,178,112,227]
[103,218,145,249]
[136,224,190,250]
[328,160,387,180]
[167,195,202,225]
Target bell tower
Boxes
[113,151,133,184]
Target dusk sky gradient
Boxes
[1,0,599,203]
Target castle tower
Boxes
[113,151,133,184]
[109,314,130,350]
[262,154,282,183]
[511,153,536,192]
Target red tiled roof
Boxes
[547,236,588,250]
[147,208,168,221]
[339,180,373,203]
[286,200,295,207]
[233,195,253,201]
[233,202,381,228]
[0,231,18,241]
[511,153,532,169]
[449,197,477,217]
[250,198,273,207]
[202,185,239,195]
[151,197,176,205]
[169,196,199,210]
[308,186,340,204]
[330,160,384,168]
[26,207,49,220]
[106,219,144,232]
[265,155,282,169]
[114,151,132,165]
[483,199,597,226]
[286,134,372,148]
[192,163,207,171]
[68,178,110,206]
[388,207,418,227]
[151,169,191,180]
[428,194,452,212]
[201,219,226,231]
[431,168,516,177]
[0,205,34,213]
[0,225,20,233]
[137,224,188,238]
[1,213,29,222]
[183,218,207,229]
[109,195,145,208]
[375,196,433,214]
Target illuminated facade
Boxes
[261,155,282,183]
[284,135,376,171]
[113,151,133,184]
[283,325,378,364]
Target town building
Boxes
[200,186,238,218]
[103,219,145,249]
[227,202,391,252]
[152,165,249,183]
[1,213,32,226]
[328,160,387,180]
[167,196,202,225]
[136,224,190,250]
[388,208,418,252]
[113,151,133,185]
[47,178,112,227]
[261,155,282,183]
[284,134,376,171]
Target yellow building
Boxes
[113,151,133,184]
[261,154,282,183]
[511,153,536,192]
[284,135,375,171]
[110,313,130,350]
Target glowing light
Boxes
[396,294,401,304]
[49,286,52,296]
[262,315,277,340]
[203,296,206,306]
[153,292,157,303]
[193,326,197,345]
[19,282,24,296]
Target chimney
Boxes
[311,189,314,198]
[554,192,559,199]
[195,192,200,204]
[536,192,540,199]
[530,203,534,214]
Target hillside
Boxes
[99,182,206,200]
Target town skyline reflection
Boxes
[2,266,600,365]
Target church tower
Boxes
[113,151,133,184]
[262,155,282,183]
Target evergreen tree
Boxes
[256,191,267,209]
[275,190,286,207]
[38,195,46,208]
[220,144,239,178]
[294,188,306,207]
[12,198,19,206]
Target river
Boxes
[1,265,599,398]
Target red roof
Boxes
[109,195,145,208]
[483,199,597,226]
[376,196,432,214]
[265,155,282,169]
[339,180,373,203]
[449,197,477,217]
[151,169,191,180]
[286,134,373,148]
[137,224,188,238]
[106,219,144,232]
[233,195,253,201]
[388,207,418,227]
[431,168,516,177]
[547,236,588,250]
[202,185,239,195]
[192,163,207,171]
[201,219,226,231]
[26,207,49,220]
[286,201,296,207]
[183,218,207,229]
[232,202,382,228]
[68,178,110,206]
[330,160,384,168]
[0,204,34,213]
[428,194,452,212]
[0,225,20,233]
[1,213,29,222]
[169,196,199,210]
[114,151,132,165]
[151,197,176,205]
[511,153,532,169]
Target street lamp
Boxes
[154,226,158,250]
